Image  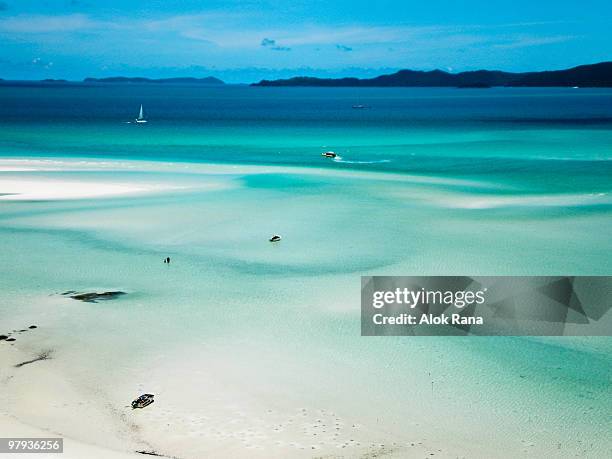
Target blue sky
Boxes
[0,0,610,83]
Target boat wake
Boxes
[333,157,391,164]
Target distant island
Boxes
[2,63,612,87]
[84,76,224,85]
[252,62,612,87]
[0,76,225,86]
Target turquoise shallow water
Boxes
[0,85,611,457]
[2,84,612,197]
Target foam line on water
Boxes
[333,156,391,164]
[445,192,611,209]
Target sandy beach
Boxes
[0,159,194,201]
[0,415,141,459]
[0,177,162,201]
[0,296,460,459]
[0,334,142,459]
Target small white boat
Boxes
[269,235,282,242]
[135,104,147,123]
[322,151,337,158]
[352,104,369,109]
[131,393,154,409]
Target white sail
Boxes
[138,104,144,120]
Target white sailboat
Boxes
[135,104,147,123]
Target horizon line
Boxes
[0,60,610,85]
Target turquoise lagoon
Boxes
[0,85,611,458]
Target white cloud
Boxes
[0,12,581,75]
[0,12,577,53]
[0,14,99,33]
[492,34,577,49]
